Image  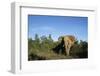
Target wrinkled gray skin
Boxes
[58,35,76,56]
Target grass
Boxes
[28,49,73,61]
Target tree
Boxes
[78,40,88,58]
[35,34,40,43]
[70,40,88,58]
[40,35,48,43]
[48,34,53,42]
[28,38,34,50]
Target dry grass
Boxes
[29,49,73,60]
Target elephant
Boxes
[58,35,76,56]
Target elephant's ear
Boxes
[68,35,76,42]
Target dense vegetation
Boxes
[28,34,88,61]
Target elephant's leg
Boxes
[64,47,70,56]
[57,41,63,54]
[65,47,67,55]
[67,44,72,56]
[64,42,69,56]
[59,49,62,54]
[65,46,68,55]
[64,43,71,56]
[64,42,68,55]
[66,47,70,56]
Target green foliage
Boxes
[28,34,88,61]
[70,40,88,58]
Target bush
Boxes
[70,40,88,58]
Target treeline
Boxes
[28,34,88,60]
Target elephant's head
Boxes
[58,35,76,44]
[65,35,76,45]
[58,35,76,56]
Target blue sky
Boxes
[28,15,88,41]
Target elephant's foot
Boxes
[65,52,69,56]
[65,50,70,56]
